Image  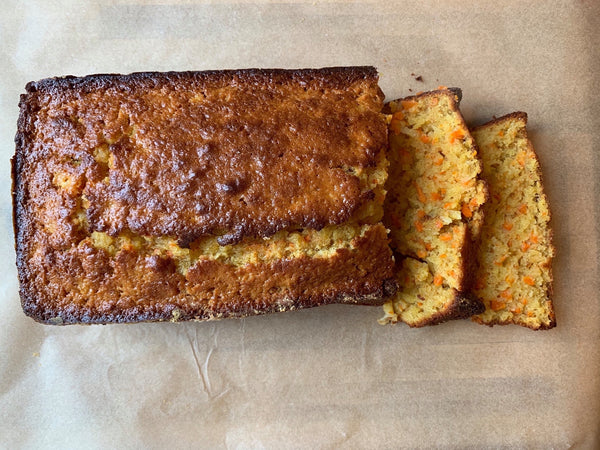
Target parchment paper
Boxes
[1,1,599,448]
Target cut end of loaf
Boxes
[471,112,555,330]
[381,88,487,327]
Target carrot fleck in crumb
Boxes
[461,203,473,218]
[523,276,535,286]
[415,183,427,203]
[420,133,432,144]
[449,129,465,144]
[433,275,443,286]
[490,300,506,311]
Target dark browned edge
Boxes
[13,91,37,320]
[469,112,556,330]
[20,281,397,326]
[385,88,487,326]
[24,66,379,97]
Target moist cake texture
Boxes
[471,112,555,329]
[13,67,396,324]
[379,89,487,327]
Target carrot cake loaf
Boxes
[13,67,396,324]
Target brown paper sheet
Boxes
[1,0,599,447]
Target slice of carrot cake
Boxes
[471,112,555,329]
[380,88,487,327]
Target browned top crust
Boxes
[471,111,528,131]
[16,67,386,245]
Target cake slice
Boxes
[13,67,397,324]
[471,112,555,329]
[379,89,487,327]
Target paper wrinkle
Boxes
[185,324,232,401]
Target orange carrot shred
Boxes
[490,300,506,311]
[519,204,528,214]
[392,111,404,120]
[461,204,473,218]
[401,100,418,109]
[440,233,452,241]
[503,222,513,231]
[449,129,465,144]
[415,220,424,232]
[415,183,427,203]
[390,121,402,136]
[417,249,427,259]
[523,276,535,286]
[521,241,531,252]
[433,275,443,286]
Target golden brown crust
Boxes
[14,67,396,325]
[20,67,386,244]
[18,224,396,324]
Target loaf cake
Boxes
[13,67,397,324]
[471,112,555,329]
[379,89,487,327]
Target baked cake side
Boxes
[13,67,396,324]
[471,112,555,329]
[379,89,487,327]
